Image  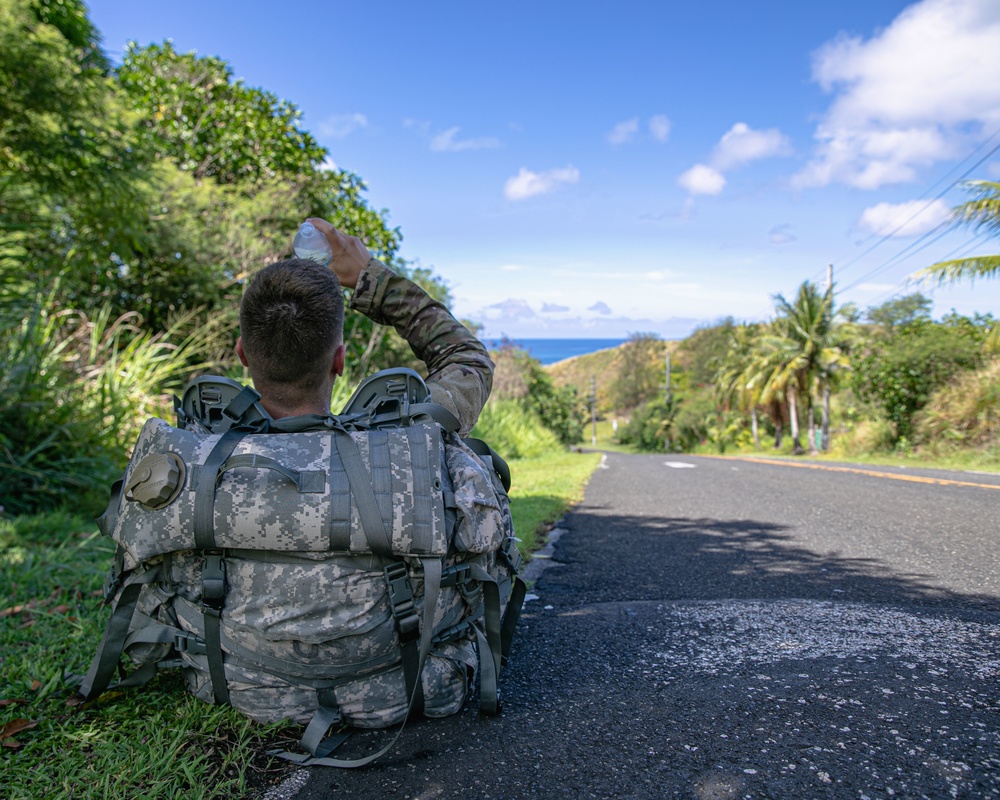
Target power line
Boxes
[856,230,993,308]
[832,125,1000,281]
[839,221,954,292]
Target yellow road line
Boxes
[698,455,1000,492]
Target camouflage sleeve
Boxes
[350,257,494,436]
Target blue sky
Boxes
[86,0,1000,339]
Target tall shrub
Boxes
[0,296,220,514]
[472,400,561,460]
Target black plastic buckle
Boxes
[102,565,122,604]
[432,618,473,646]
[174,631,207,655]
[201,552,226,610]
[500,537,523,574]
[440,563,472,588]
[383,562,419,644]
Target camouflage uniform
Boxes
[81,256,517,749]
[351,257,493,436]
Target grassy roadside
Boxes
[0,449,601,799]
[589,415,1000,474]
[694,440,1000,474]
[508,450,603,555]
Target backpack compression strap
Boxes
[270,556,444,768]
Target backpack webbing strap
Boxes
[501,575,527,668]
[222,385,263,424]
[383,561,424,715]
[462,437,511,494]
[299,701,351,758]
[77,568,160,700]
[194,428,249,550]
[269,557,443,768]
[217,454,326,493]
[333,430,393,556]
[200,552,229,705]
[407,402,461,432]
[431,560,509,716]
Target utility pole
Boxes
[591,375,597,447]
[665,348,672,404]
[827,262,834,290]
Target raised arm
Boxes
[308,218,493,435]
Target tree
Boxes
[488,339,585,446]
[865,293,933,332]
[610,332,666,410]
[0,0,148,305]
[914,180,1000,350]
[714,323,765,448]
[852,313,992,443]
[754,282,855,454]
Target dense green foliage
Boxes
[604,287,997,459]
[915,360,1000,447]
[0,1,457,513]
[489,340,586,447]
[852,313,992,442]
[472,400,562,460]
[609,332,667,410]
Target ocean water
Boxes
[483,338,626,365]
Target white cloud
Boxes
[430,126,501,152]
[500,264,524,272]
[318,112,368,139]
[857,199,952,237]
[678,122,789,196]
[319,156,339,172]
[541,302,570,313]
[795,0,1000,189]
[589,301,613,315]
[712,123,792,170]
[608,118,640,145]
[649,115,672,143]
[504,165,580,201]
[678,164,726,196]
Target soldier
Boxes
[235,218,493,435]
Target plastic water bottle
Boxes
[292,221,332,265]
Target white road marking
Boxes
[664,461,696,469]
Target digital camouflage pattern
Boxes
[110,418,452,567]
[84,254,516,746]
[102,417,516,728]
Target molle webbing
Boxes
[110,419,449,566]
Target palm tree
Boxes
[715,323,765,448]
[757,281,855,454]
[914,179,1000,350]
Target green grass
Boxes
[815,443,1000,474]
[686,436,1000,474]
[508,450,603,555]
[1,449,602,798]
[0,512,293,799]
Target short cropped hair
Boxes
[239,258,344,391]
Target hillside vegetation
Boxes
[541,296,999,471]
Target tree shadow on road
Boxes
[541,510,1000,614]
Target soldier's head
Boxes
[236,258,346,417]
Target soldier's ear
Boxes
[235,336,249,367]
[331,344,346,378]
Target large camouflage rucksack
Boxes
[78,369,524,767]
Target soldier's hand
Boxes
[306,218,369,290]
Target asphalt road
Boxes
[284,452,1000,800]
